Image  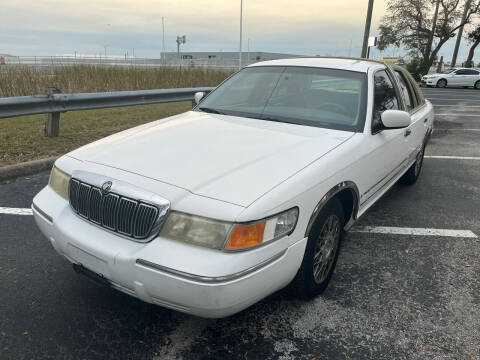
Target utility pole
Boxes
[426,0,440,61]
[239,0,243,68]
[162,17,166,66]
[103,45,108,57]
[451,0,472,67]
[361,0,374,58]
[348,39,352,57]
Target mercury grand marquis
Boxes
[33,58,434,318]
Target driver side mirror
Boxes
[194,92,205,105]
[381,110,411,129]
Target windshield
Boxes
[197,66,367,132]
[441,69,456,74]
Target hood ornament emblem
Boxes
[101,181,112,194]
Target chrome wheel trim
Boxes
[313,214,340,284]
[414,148,424,177]
[437,80,446,88]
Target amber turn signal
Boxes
[225,222,266,250]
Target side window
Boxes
[403,69,426,106]
[455,69,468,75]
[373,70,400,132]
[394,71,414,111]
[466,69,479,75]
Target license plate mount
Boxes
[73,263,110,287]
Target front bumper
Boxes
[32,186,307,318]
[421,78,436,86]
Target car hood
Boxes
[68,111,355,207]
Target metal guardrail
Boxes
[0,87,215,136]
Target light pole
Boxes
[176,35,186,59]
[162,17,166,65]
[361,0,374,58]
[103,45,108,58]
[239,0,243,68]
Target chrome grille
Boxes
[69,178,161,241]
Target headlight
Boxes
[160,207,298,251]
[49,166,71,199]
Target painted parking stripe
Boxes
[2,207,477,240]
[424,95,480,97]
[436,113,480,117]
[424,155,480,160]
[435,129,480,131]
[433,105,480,107]
[0,207,33,215]
[352,226,478,238]
[428,98,480,101]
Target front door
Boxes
[357,69,410,209]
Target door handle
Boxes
[404,128,411,137]
[424,118,428,123]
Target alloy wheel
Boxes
[415,147,424,177]
[313,214,340,284]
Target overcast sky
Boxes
[0,0,476,62]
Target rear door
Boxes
[450,69,472,86]
[465,69,480,86]
[393,67,427,160]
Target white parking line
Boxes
[0,207,33,216]
[435,129,480,131]
[352,226,478,238]
[2,207,477,240]
[427,98,480,101]
[424,155,480,160]
[434,105,480,107]
[436,113,480,117]
[426,94,480,97]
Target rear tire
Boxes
[437,79,447,88]
[475,80,480,90]
[290,197,344,299]
[400,145,425,185]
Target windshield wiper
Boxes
[198,107,226,115]
[261,116,297,125]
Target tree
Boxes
[377,0,480,75]
[464,24,480,67]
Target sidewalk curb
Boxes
[0,157,58,182]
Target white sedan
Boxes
[33,58,434,318]
[421,67,480,88]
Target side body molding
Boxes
[305,181,360,237]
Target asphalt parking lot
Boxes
[1,87,480,360]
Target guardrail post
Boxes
[45,112,60,137]
[45,87,62,137]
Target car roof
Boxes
[247,56,385,73]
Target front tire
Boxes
[291,198,344,299]
[437,79,447,88]
[400,145,425,185]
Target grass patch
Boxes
[0,65,231,97]
[1,65,231,166]
[0,102,191,167]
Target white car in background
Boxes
[421,68,480,89]
[32,58,434,318]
